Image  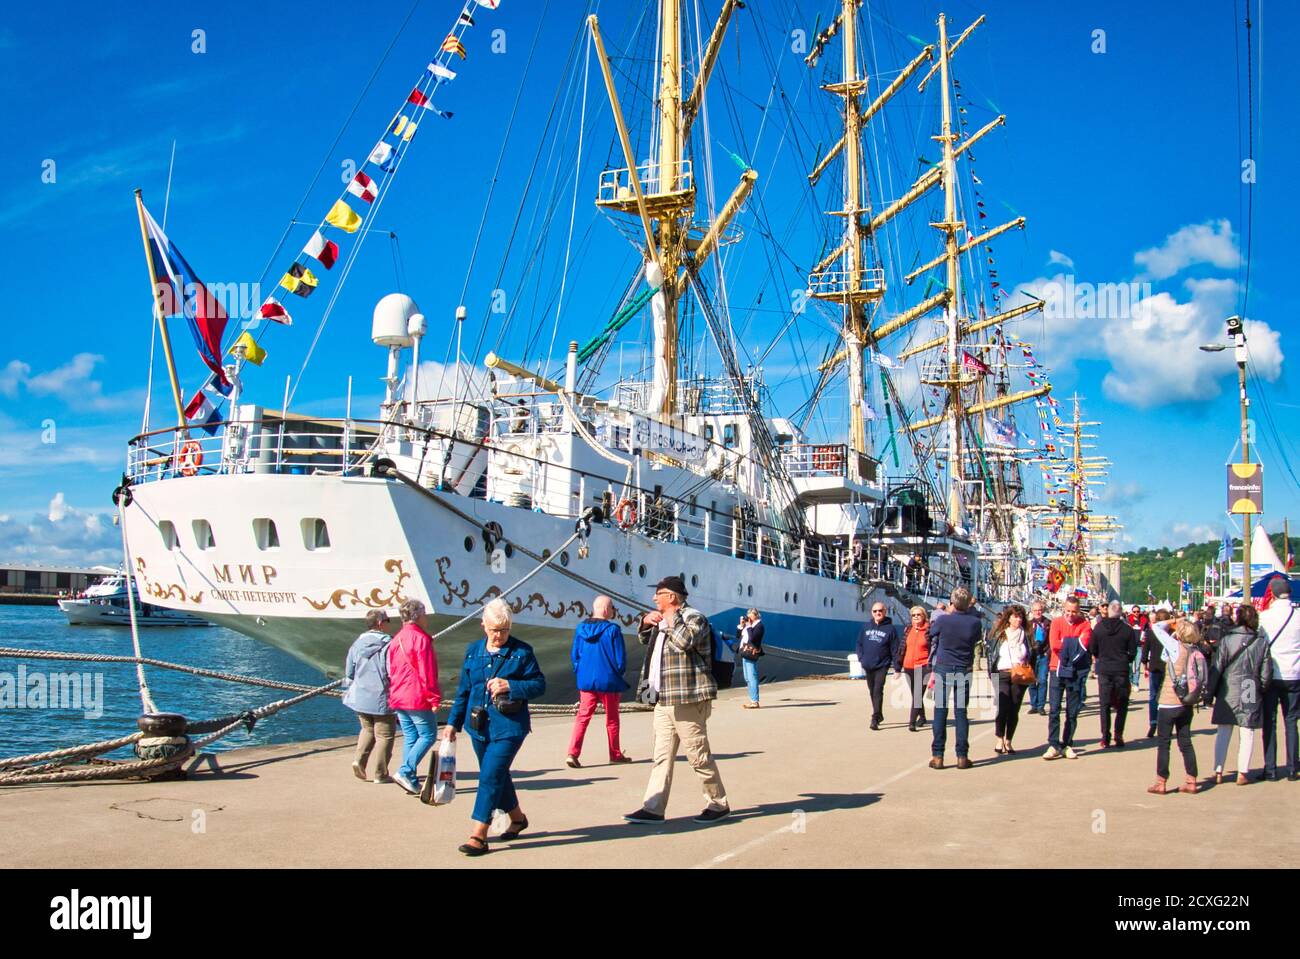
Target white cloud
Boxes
[1048,250,1075,270]
[1134,219,1240,280]
[407,361,492,403]
[0,503,122,567]
[1011,268,1284,410]
[0,352,143,413]
[48,492,66,523]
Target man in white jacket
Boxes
[1259,578,1300,781]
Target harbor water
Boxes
[0,605,356,760]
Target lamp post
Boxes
[1200,314,1251,598]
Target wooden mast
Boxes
[134,188,187,428]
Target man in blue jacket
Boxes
[856,602,903,730]
[927,587,983,769]
[566,595,632,767]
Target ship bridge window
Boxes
[254,518,280,551]
[192,520,215,551]
[158,521,179,550]
[723,424,736,448]
[703,424,714,442]
[301,518,331,551]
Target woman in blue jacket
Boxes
[444,598,546,856]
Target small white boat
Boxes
[58,573,211,628]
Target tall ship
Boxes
[117,1,1117,693]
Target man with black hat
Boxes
[624,575,731,824]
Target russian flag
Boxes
[142,205,230,387]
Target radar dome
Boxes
[372,293,420,347]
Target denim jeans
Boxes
[741,657,760,702]
[1047,674,1085,749]
[470,735,523,825]
[1147,668,1164,726]
[931,668,971,759]
[1029,655,1049,711]
[395,709,438,781]
[1262,678,1300,777]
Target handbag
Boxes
[738,643,761,662]
[1009,663,1036,686]
[486,643,525,715]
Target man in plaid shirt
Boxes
[624,575,731,824]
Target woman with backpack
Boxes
[1209,604,1274,785]
[1148,618,1205,795]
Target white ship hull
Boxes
[123,472,873,698]
[57,598,210,628]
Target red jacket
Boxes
[1048,615,1091,671]
[387,623,441,711]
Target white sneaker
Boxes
[1064,747,1080,760]
[393,772,419,794]
[1043,746,1062,761]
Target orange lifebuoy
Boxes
[613,498,637,529]
[178,440,204,477]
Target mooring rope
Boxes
[116,494,160,715]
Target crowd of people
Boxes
[338,574,1300,855]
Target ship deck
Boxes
[3,674,1292,868]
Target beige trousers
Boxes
[641,699,728,815]
[354,713,396,779]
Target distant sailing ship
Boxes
[117,2,1119,695]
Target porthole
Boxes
[609,560,618,574]
[784,591,790,603]
[192,519,216,551]
[793,592,798,604]
[560,551,570,567]
[830,598,834,608]
[747,585,753,597]
[737,583,744,596]
[301,518,330,551]
[253,518,280,551]
[158,520,179,550]
[542,549,551,561]
[638,564,647,579]
[625,562,632,576]
[691,574,698,588]
[463,536,474,552]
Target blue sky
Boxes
[0,0,1295,566]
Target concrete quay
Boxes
[2,674,1295,868]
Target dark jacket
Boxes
[1210,626,1275,728]
[985,627,1035,678]
[928,607,982,672]
[1141,624,1165,673]
[855,617,902,671]
[741,619,766,657]
[1027,616,1051,657]
[448,636,546,742]
[571,618,629,693]
[1090,617,1139,677]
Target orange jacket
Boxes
[901,624,930,669]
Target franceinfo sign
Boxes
[1227,463,1263,515]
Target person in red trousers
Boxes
[566,595,633,767]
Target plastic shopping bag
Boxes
[428,735,457,806]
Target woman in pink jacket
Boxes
[387,599,441,794]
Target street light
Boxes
[1202,317,1252,598]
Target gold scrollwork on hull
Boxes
[433,556,641,627]
[303,559,412,611]
[134,558,204,605]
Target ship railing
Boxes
[124,417,876,585]
[806,267,885,299]
[597,160,694,205]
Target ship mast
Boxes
[936,13,964,527]
[588,1,749,423]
